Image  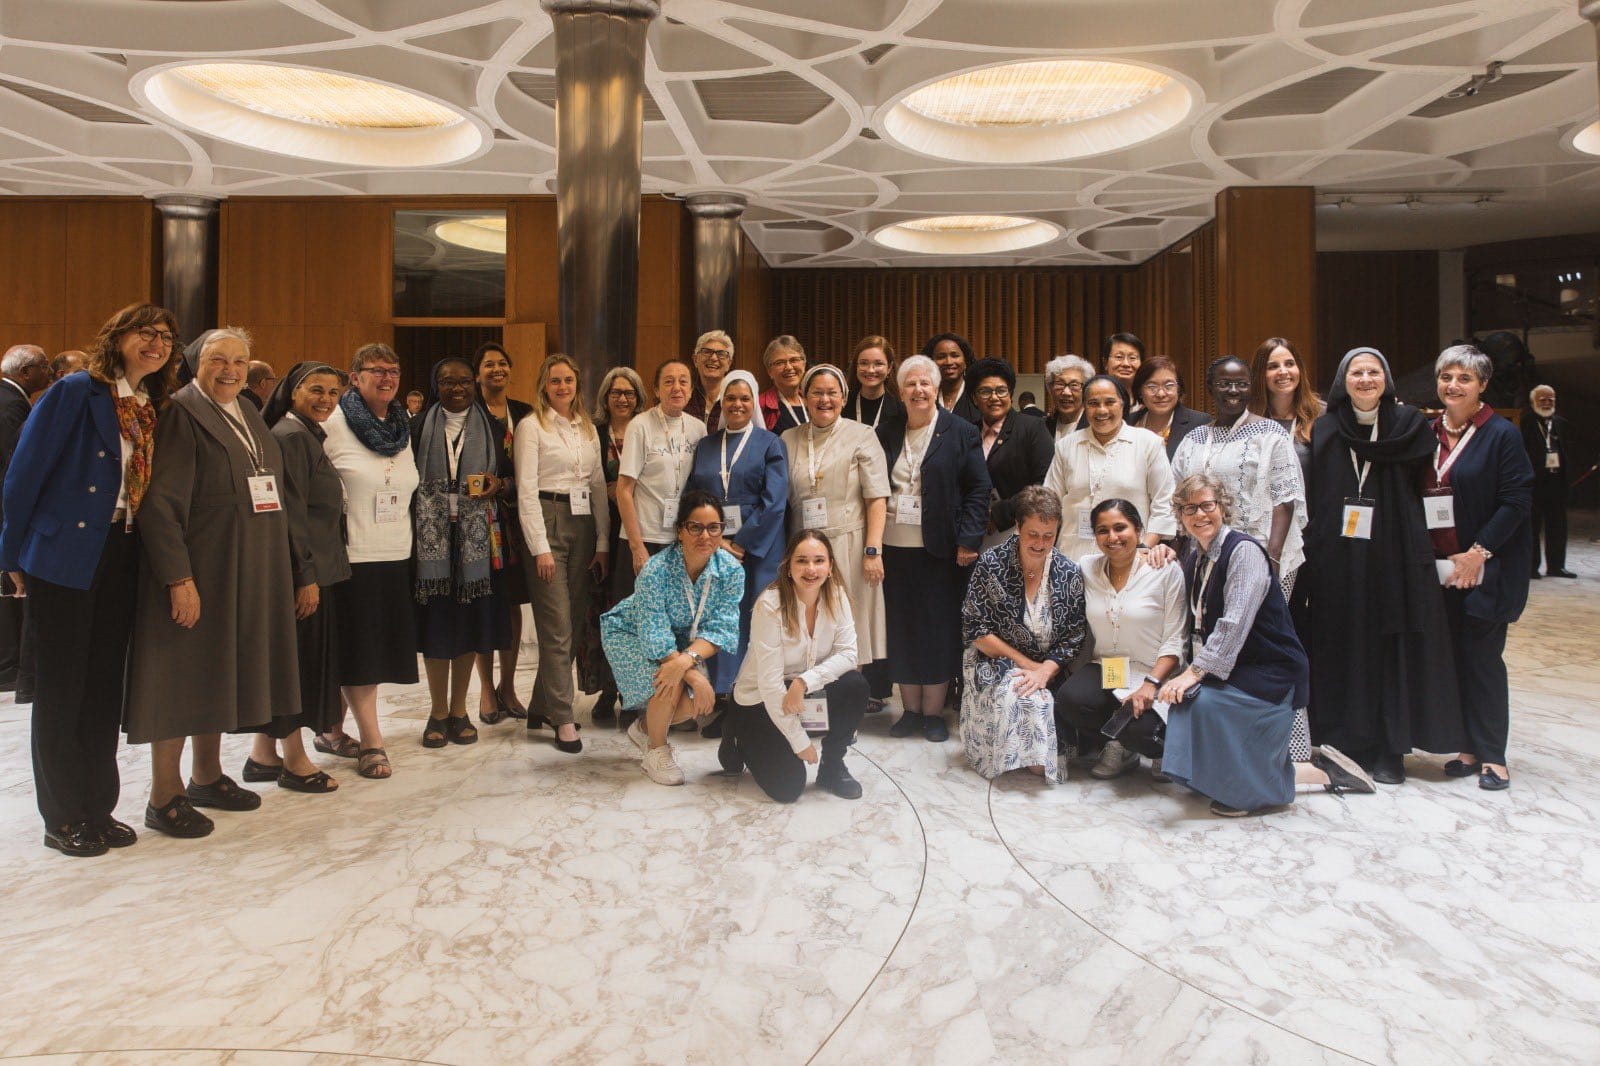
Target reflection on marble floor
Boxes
[4,535,1600,1065]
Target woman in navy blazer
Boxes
[877,355,992,742]
[1425,344,1533,791]
[0,302,179,857]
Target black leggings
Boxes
[731,670,867,803]
[1052,662,1121,744]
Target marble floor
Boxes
[4,532,1600,1065]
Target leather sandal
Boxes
[186,774,262,811]
[357,748,391,779]
[422,717,450,748]
[278,768,339,794]
[447,715,478,745]
[313,733,361,759]
[144,796,214,838]
[241,756,282,783]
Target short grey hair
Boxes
[1172,472,1236,526]
[897,354,939,390]
[1,344,46,376]
[199,326,254,359]
[1436,344,1492,384]
[1044,354,1094,386]
[694,330,733,358]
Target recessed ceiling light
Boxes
[873,214,1057,255]
[434,216,507,254]
[136,61,486,167]
[902,60,1171,129]
[1573,120,1600,156]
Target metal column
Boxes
[153,195,219,346]
[1585,2,1600,106]
[541,0,660,383]
[686,193,747,341]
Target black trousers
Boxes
[1530,476,1568,573]
[29,526,138,829]
[1442,589,1509,766]
[1052,663,1121,751]
[0,593,20,681]
[731,670,867,804]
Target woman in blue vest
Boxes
[1158,472,1373,816]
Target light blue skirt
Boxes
[1163,681,1296,812]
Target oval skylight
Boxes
[434,216,507,254]
[1572,120,1600,157]
[873,215,1058,255]
[137,62,486,167]
[882,59,1194,164]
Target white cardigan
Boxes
[732,587,858,753]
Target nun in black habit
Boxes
[1304,347,1462,783]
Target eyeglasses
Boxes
[696,347,731,360]
[683,521,723,538]
[360,367,401,380]
[1142,382,1179,396]
[1050,380,1083,394]
[1179,500,1219,517]
[134,326,177,347]
[437,377,475,389]
[975,386,1010,399]
[608,389,638,401]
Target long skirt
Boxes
[333,561,419,687]
[883,545,962,684]
[1163,681,1296,812]
[830,524,886,664]
[252,580,343,738]
[959,651,1060,782]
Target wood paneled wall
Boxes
[0,198,157,353]
[1318,251,1441,389]
[1215,187,1317,377]
[734,233,770,374]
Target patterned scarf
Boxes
[413,403,496,603]
[114,393,156,516]
[338,387,410,457]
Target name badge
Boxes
[722,504,742,535]
[799,696,829,733]
[448,492,459,520]
[570,485,592,516]
[896,494,922,526]
[248,474,282,514]
[802,496,828,528]
[1099,655,1130,690]
[660,493,680,535]
[1076,506,1095,541]
[1422,493,1455,531]
[1546,452,1561,471]
[1341,497,1374,540]
[374,491,404,524]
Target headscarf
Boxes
[413,358,497,603]
[262,360,340,428]
[801,363,848,398]
[1326,346,1431,464]
[720,369,760,407]
[179,329,215,385]
[1326,347,1397,409]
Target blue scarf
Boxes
[338,388,410,456]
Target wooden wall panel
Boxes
[220,201,306,330]
[501,322,546,406]
[735,234,771,373]
[303,201,389,326]
[0,201,67,329]
[635,198,688,385]
[1318,251,1440,390]
[507,199,559,337]
[1215,187,1316,377]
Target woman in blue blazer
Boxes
[876,355,992,742]
[0,303,179,857]
[1426,345,1534,792]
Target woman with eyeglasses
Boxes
[759,335,810,433]
[1043,354,1095,442]
[967,357,1054,551]
[1159,474,1371,817]
[1130,356,1210,459]
[580,366,646,726]
[1102,333,1145,397]
[844,335,903,429]
[1,303,179,856]
[686,330,733,432]
[316,343,421,781]
[601,489,745,785]
[472,341,534,726]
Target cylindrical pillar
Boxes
[1584,2,1600,105]
[152,194,219,346]
[686,193,747,342]
[541,0,660,384]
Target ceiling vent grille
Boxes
[0,79,144,123]
[507,72,665,121]
[1412,71,1568,118]
[1226,68,1383,119]
[695,72,831,123]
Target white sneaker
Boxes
[641,744,685,785]
[627,718,649,753]
[1090,740,1140,780]
[1150,758,1171,783]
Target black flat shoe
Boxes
[447,715,478,745]
[44,822,107,857]
[671,719,698,733]
[923,716,950,743]
[186,774,262,811]
[717,733,744,775]
[889,711,923,738]
[816,762,862,799]
[1370,753,1405,786]
[96,818,138,848]
[241,757,282,783]
[423,716,450,748]
[1479,766,1511,791]
[1443,758,1479,778]
[1530,571,1543,580]
[278,768,339,794]
[700,709,725,739]
[144,796,214,838]
[1549,569,1578,579]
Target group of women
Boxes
[4,304,1536,857]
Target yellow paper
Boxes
[1100,655,1130,690]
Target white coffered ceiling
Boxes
[0,0,1597,266]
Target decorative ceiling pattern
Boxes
[0,0,1596,266]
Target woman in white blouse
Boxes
[722,529,867,802]
[515,354,609,754]
[617,358,706,573]
[1057,499,1187,781]
[1043,375,1177,562]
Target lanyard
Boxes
[208,397,266,474]
[1347,419,1380,497]
[1100,557,1139,647]
[852,393,885,429]
[719,426,754,496]
[684,569,712,642]
[940,381,964,411]
[657,407,690,482]
[902,423,932,494]
[780,395,808,427]
[446,425,467,482]
[807,424,836,491]
[552,414,587,482]
[1084,433,1118,502]
[1539,417,1555,452]
[1433,422,1479,484]
[1190,554,1216,636]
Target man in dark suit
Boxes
[0,344,52,691]
[1522,384,1574,578]
[243,360,278,409]
[1016,390,1046,418]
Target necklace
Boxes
[1443,403,1482,434]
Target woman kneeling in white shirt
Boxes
[723,529,867,802]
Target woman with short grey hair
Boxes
[1044,354,1095,439]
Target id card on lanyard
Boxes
[1540,419,1560,470]
[210,398,281,515]
[1426,420,1479,533]
[1341,420,1380,540]
[896,428,929,527]
[794,618,828,731]
[720,428,753,535]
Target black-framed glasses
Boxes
[696,347,731,360]
[1179,500,1219,517]
[134,326,177,347]
[1051,380,1083,393]
[361,366,402,380]
[608,389,638,401]
[975,386,1010,399]
[683,521,724,538]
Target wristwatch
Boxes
[1470,542,1494,560]
[864,546,880,558]
[1143,675,1163,689]
[686,650,705,670]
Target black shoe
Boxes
[618,709,640,733]
[1549,569,1578,579]
[816,761,862,799]
[527,712,552,731]
[1370,753,1405,786]
[701,704,727,739]
[1310,746,1376,794]
[864,698,887,715]
[14,689,32,704]
[43,821,107,857]
[717,733,744,775]
[552,726,583,754]
[446,715,478,745]
[96,818,138,848]
[1530,570,1543,579]
[1479,766,1511,791]
[186,773,262,812]
[241,756,282,783]
[479,691,507,725]
[277,768,338,794]
[923,715,950,743]
[889,711,923,738]
[423,716,450,748]
[592,694,616,724]
[144,796,215,838]
[1443,758,1479,778]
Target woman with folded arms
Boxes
[516,354,608,755]
[844,335,902,429]
[618,359,706,572]
[1130,356,1210,459]
[721,529,867,801]
[601,490,745,785]
[1159,474,1372,817]
[959,487,1086,782]
[1427,345,1534,791]
[581,366,645,726]
[473,341,534,725]
[126,327,302,838]
[2,302,179,856]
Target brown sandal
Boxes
[357,748,391,779]
[314,733,361,759]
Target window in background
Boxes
[393,209,507,319]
